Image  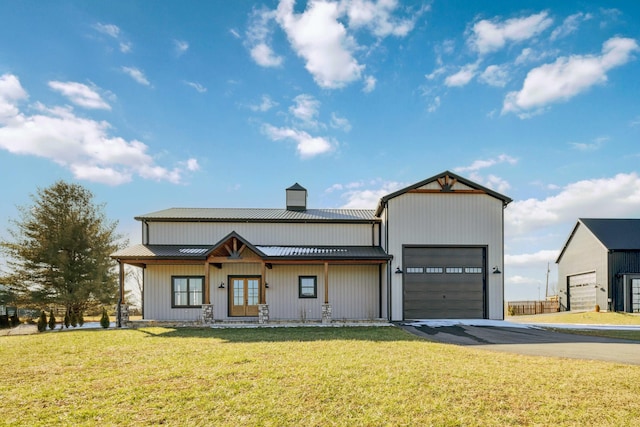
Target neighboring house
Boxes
[557,218,640,313]
[111,171,511,324]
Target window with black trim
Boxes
[299,276,317,298]
[172,276,204,307]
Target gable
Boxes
[375,170,512,216]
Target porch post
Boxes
[117,260,128,327]
[322,262,332,324]
[258,261,269,324]
[201,260,214,324]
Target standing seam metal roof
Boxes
[135,208,377,221]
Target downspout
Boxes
[117,259,123,328]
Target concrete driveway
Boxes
[401,320,640,365]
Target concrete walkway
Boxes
[401,320,640,365]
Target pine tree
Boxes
[100,308,110,329]
[48,310,56,330]
[78,311,84,327]
[69,310,77,327]
[0,181,124,312]
[37,311,47,332]
[63,311,70,329]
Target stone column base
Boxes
[120,304,130,324]
[258,304,269,324]
[322,304,332,324]
[201,304,214,324]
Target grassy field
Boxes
[2,326,640,426]
[508,311,640,325]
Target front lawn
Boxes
[2,326,640,426]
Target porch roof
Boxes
[112,244,391,262]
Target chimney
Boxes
[286,183,307,211]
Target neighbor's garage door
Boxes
[568,272,597,311]
[403,247,485,319]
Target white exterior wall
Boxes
[557,223,608,310]
[384,192,506,320]
[143,262,380,321]
[147,222,377,246]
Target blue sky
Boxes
[1,0,639,302]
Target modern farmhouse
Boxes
[112,171,512,324]
[557,218,640,313]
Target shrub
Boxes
[595,304,600,312]
[63,311,70,328]
[37,311,47,332]
[70,311,78,328]
[100,308,110,329]
[78,311,84,327]
[48,310,56,330]
[10,313,20,327]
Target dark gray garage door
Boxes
[403,246,486,319]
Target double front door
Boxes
[229,277,260,316]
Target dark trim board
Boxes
[401,245,488,319]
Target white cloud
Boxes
[246,7,283,67]
[444,62,479,87]
[121,67,151,86]
[363,75,376,92]
[455,154,518,173]
[0,74,195,185]
[506,172,640,237]
[425,66,447,80]
[184,81,207,93]
[93,22,132,53]
[330,112,351,132]
[550,12,592,41]
[276,0,363,89]
[503,37,639,116]
[427,96,440,113]
[506,250,560,267]
[289,94,320,127]
[174,39,189,56]
[93,23,120,38]
[249,95,278,112]
[570,136,608,151]
[336,180,405,208]
[229,29,241,39]
[342,0,425,37]
[468,11,553,54]
[261,124,334,158]
[479,64,510,87]
[48,81,111,110]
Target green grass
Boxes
[509,311,640,325]
[545,328,640,341]
[2,327,640,426]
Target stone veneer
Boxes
[120,304,130,324]
[201,304,214,324]
[258,304,269,324]
[321,304,332,324]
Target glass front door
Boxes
[230,277,260,316]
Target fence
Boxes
[507,300,559,316]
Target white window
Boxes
[425,267,443,273]
[445,267,463,274]
[406,267,424,274]
[465,267,482,274]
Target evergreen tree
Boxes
[70,310,78,327]
[48,310,56,330]
[78,311,84,327]
[0,181,124,315]
[37,311,47,332]
[63,311,70,328]
[100,308,110,329]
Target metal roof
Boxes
[135,208,377,222]
[112,244,390,261]
[556,218,640,263]
[580,218,640,250]
[256,245,391,260]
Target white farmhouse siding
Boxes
[557,222,609,311]
[114,171,509,324]
[385,193,505,320]
[146,222,377,246]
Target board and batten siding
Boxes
[385,192,505,321]
[144,262,380,321]
[147,222,378,246]
[557,223,608,311]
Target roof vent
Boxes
[286,183,307,211]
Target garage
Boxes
[403,246,486,319]
[568,272,597,311]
